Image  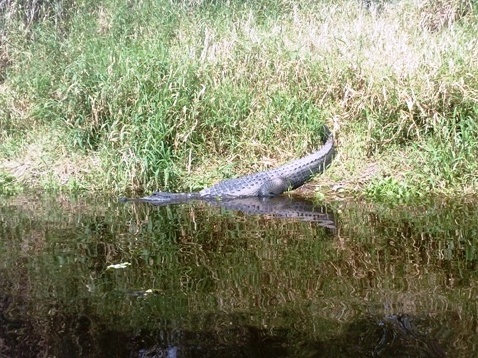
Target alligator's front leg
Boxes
[258,177,292,197]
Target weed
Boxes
[0,170,22,196]
[365,177,419,203]
[1,0,478,198]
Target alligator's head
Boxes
[138,191,198,204]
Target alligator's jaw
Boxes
[132,192,200,204]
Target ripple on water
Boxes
[0,194,476,357]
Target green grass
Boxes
[0,170,22,196]
[1,0,478,200]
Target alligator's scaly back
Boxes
[198,126,334,197]
[134,125,335,203]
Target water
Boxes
[0,194,477,357]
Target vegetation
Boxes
[1,0,477,200]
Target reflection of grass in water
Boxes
[0,195,477,354]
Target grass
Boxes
[1,0,477,200]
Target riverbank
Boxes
[1,0,477,201]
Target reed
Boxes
[1,0,477,199]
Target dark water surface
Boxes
[1,194,477,357]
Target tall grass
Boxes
[1,0,477,197]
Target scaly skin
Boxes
[134,125,335,203]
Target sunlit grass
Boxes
[1,0,477,198]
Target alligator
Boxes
[125,125,334,204]
[205,196,336,229]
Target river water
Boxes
[0,194,477,357]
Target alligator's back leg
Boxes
[258,177,291,197]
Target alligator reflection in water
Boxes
[138,195,336,229]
